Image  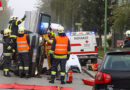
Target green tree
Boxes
[110,2,130,31]
[37,0,113,48]
[80,0,105,49]
[108,2,130,47]
[0,0,13,30]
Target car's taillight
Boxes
[95,72,111,84]
[95,46,98,52]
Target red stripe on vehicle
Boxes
[71,51,97,54]
[71,44,81,46]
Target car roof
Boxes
[106,48,130,54]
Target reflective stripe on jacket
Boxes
[3,53,13,56]
[54,36,69,55]
[16,34,29,53]
[53,54,67,59]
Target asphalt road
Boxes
[0,44,92,90]
[0,70,92,90]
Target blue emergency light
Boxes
[40,24,44,30]
[91,31,95,34]
[91,30,96,34]
[66,32,71,36]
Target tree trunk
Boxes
[98,31,102,50]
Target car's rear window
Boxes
[103,54,130,71]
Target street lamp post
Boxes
[104,0,107,54]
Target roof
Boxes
[106,48,130,54]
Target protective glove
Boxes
[67,54,70,60]
[7,46,11,50]
[22,15,26,20]
[49,40,53,44]
[12,49,15,53]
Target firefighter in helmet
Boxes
[46,28,55,69]
[16,26,30,78]
[3,29,15,77]
[9,15,26,64]
[49,26,71,84]
[124,30,130,48]
[9,15,26,36]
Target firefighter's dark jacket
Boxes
[124,39,130,48]
[51,36,71,58]
[3,37,14,53]
[9,17,25,35]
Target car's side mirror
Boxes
[97,64,101,70]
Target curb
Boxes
[82,67,96,79]
[82,57,102,79]
[98,56,103,60]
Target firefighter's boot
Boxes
[19,72,24,78]
[3,71,11,77]
[25,71,30,78]
[49,75,55,84]
[61,76,65,84]
[24,67,30,78]
[25,73,30,78]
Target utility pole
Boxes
[104,0,107,54]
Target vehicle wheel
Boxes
[37,45,44,75]
[0,54,4,70]
[91,59,97,64]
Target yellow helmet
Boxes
[18,27,25,34]
[10,16,18,20]
[57,26,64,33]
[4,29,11,36]
[125,30,130,37]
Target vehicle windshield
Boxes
[103,54,130,71]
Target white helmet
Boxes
[125,30,130,38]
[10,16,18,21]
[57,26,64,33]
[18,27,25,34]
[4,29,11,36]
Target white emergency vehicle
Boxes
[68,31,98,65]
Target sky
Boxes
[8,0,38,19]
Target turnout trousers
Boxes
[51,58,67,77]
[3,56,11,71]
[18,53,29,74]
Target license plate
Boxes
[107,85,114,90]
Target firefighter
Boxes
[46,29,55,69]
[9,15,26,63]
[9,15,26,36]
[49,31,55,66]
[124,30,130,48]
[16,27,30,78]
[3,29,15,77]
[49,26,71,84]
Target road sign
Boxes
[75,23,82,26]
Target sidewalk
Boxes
[82,57,103,79]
